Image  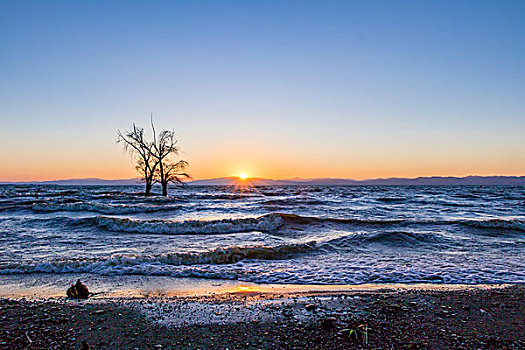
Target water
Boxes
[0,184,524,285]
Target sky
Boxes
[1,0,524,181]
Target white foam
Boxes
[95,213,285,235]
[32,202,180,214]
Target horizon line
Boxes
[2,174,525,184]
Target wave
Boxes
[453,193,481,199]
[92,213,412,235]
[458,218,525,232]
[94,214,285,235]
[0,199,45,211]
[276,213,525,232]
[193,193,260,200]
[311,230,456,251]
[358,230,449,246]
[261,198,327,206]
[88,213,525,235]
[20,209,525,236]
[376,197,406,203]
[0,242,315,274]
[32,202,182,214]
[277,213,407,226]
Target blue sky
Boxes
[1,1,524,180]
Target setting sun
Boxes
[238,173,249,180]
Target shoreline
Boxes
[0,273,513,300]
[1,281,523,349]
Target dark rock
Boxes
[67,280,90,299]
[305,304,316,311]
[80,340,91,350]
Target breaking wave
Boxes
[277,213,525,232]
[0,242,316,275]
[32,202,182,214]
[27,212,525,236]
[94,214,285,235]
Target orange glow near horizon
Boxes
[2,160,525,183]
[0,138,524,182]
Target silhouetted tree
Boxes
[150,121,190,196]
[118,118,189,197]
[117,124,158,196]
[156,159,190,196]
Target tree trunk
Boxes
[162,181,168,196]
[145,181,152,197]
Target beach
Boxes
[1,282,524,349]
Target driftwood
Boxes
[66,280,90,299]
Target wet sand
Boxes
[1,283,524,349]
[0,273,510,299]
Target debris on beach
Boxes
[67,280,90,299]
[304,303,316,311]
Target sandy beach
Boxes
[1,282,523,349]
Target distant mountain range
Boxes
[2,176,525,186]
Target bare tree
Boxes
[156,159,190,196]
[117,124,158,196]
[150,120,190,196]
[118,118,189,197]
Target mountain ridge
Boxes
[1,176,524,186]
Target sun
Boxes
[231,172,258,193]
